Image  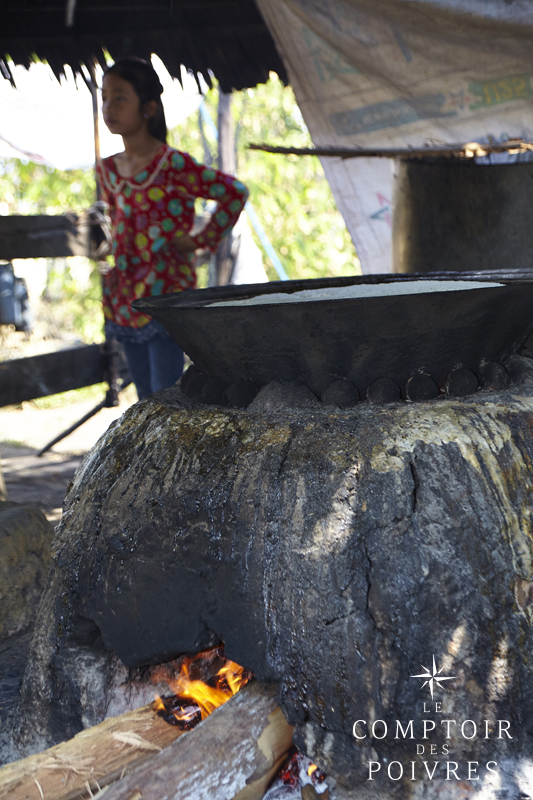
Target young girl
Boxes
[96,58,249,399]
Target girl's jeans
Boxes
[105,319,184,400]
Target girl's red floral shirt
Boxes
[96,144,249,327]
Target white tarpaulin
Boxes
[257,0,533,272]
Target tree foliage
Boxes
[0,159,95,216]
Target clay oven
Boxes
[12,274,533,798]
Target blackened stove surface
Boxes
[132,272,533,397]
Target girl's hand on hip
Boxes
[98,260,115,275]
[171,235,198,254]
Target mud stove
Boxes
[13,274,533,799]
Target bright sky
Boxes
[0,56,203,170]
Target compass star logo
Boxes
[410,656,456,699]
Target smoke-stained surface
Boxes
[12,373,533,794]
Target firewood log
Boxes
[92,682,293,800]
[0,699,186,800]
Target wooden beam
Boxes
[0,215,92,260]
[0,345,105,407]
[249,139,533,160]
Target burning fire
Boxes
[265,748,327,797]
[153,646,253,730]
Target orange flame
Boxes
[308,764,318,776]
[154,647,252,727]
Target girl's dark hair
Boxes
[104,57,168,143]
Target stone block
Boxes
[0,502,54,641]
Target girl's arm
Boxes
[169,151,249,252]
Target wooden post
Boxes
[218,91,235,177]
[198,108,213,167]
[89,61,101,196]
[198,108,218,287]
[216,89,237,286]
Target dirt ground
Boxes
[0,388,136,522]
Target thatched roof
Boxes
[0,0,287,91]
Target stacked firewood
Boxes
[0,682,324,800]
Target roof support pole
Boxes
[215,89,236,286]
[88,61,101,198]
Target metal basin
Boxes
[132,272,533,400]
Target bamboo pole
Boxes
[248,139,533,160]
